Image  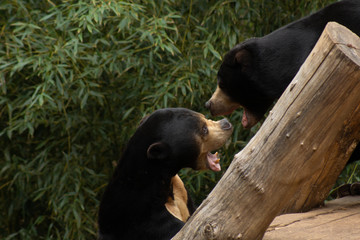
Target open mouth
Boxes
[241,107,260,129]
[207,152,221,172]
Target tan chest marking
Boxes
[165,174,190,222]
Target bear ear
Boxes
[138,114,150,127]
[147,142,170,160]
[234,49,252,72]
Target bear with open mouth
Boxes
[98,108,233,240]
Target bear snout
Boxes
[219,118,232,130]
[205,100,217,116]
[205,100,212,110]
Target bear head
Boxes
[119,108,233,178]
[205,43,275,129]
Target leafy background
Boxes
[0,0,359,239]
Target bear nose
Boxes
[205,100,212,110]
[220,118,232,130]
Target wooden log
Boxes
[173,22,360,240]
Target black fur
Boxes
[98,108,232,240]
[216,0,360,163]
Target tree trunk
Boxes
[173,22,360,240]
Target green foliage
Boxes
[1,0,357,239]
[329,161,360,199]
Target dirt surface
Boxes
[264,196,360,240]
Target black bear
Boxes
[205,0,360,162]
[98,108,233,240]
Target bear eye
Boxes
[202,125,208,135]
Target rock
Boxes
[264,196,360,240]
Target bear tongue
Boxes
[242,108,258,129]
[207,152,221,172]
[242,109,249,128]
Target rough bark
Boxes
[173,22,360,240]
